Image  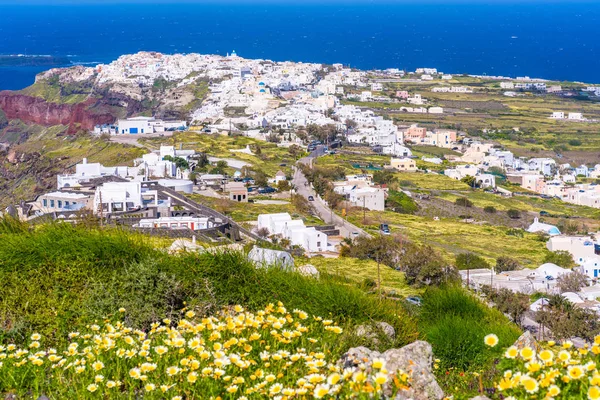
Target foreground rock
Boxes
[339,341,444,400]
[355,321,396,343]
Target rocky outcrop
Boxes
[512,330,538,351]
[0,92,115,133]
[355,321,396,343]
[339,341,444,400]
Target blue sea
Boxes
[1,2,600,90]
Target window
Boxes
[58,201,62,208]
[50,200,55,208]
[317,242,321,247]
[65,201,69,207]
[171,223,178,228]
[43,199,47,207]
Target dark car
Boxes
[258,187,277,194]
[540,210,550,216]
[308,195,315,201]
[379,223,390,235]
[406,296,422,306]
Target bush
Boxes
[495,256,521,273]
[544,250,576,269]
[568,139,582,146]
[483,206,497,213]
[506,209,521,219]
[419,286,520,371]
[455,197,473,207]
[0,221,418,350]
[455,253,490,270]
[386,190,419,214]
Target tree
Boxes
[288,144,303,159]
[386,190,418,214]
[277,180,291,192]
[163,155,189,170]
[455,253,489,271]
[495,256,521,273]
[372,170,397,185]
[483,206,497,214]
[485,287,529,325]
[256,227,270,239]
[557,270,587,293]
[461,175,477,188]
[253,170,269,188]
[544,250,576,269]
[399,243,459,287]
[507,209,521,219]
[324,189,344,210]
[344,119,358,131]
[455,197,473,207]
[536,294,600,341]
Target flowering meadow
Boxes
[0,303,411,399]
[483,333,600,399]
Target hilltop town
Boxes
[3,50,600,399]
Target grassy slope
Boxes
[141,132,297,176]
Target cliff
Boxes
[0,92,116,134]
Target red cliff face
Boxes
[0,92,116,133]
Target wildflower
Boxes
[129,368,141,379]
[568,365,585,380]
[372,358,386,370]
[520,347,534,360]
[92,361,104,371]
[227,385,238,393]
[505,346,518,359]
[187,372,198,383]
[166,366,180,377]
[154,346,168,355]
[314,384,330,398]
[558,350,571,363]
[521,376,539,393]
[185,310,196,318]
[589,385,600,400]
[327,373,341,385]
[30,333,41,341]
[87,384,98,393]
[484,334,499,347]
[95,375,104,383]
[269,383,283,395]
[118,307,126,313]
[539,349,553,363]
[145,383,156,392]
[374,372,388,385]
[547,385,560,397]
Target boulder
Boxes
[512,330,538,351]
[296,264,319,278]
[339,341,444,400]
[355,321,396,342]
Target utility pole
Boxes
[363,195,366,224]
[98,191,103,227]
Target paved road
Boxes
[292,146,371,239]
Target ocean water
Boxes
[1,2,600,90]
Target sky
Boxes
[0,0,596,3]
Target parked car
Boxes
[406,296,422,306]
[351,231,360,238]
[258,187,277,194]
[379,223,390,235]
[308,195,315,201]
[540,210,549,216]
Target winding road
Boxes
[292,146,371,239]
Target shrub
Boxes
[483,206,496,214]
[544,250,576,269]
[568,138,582,146]
[386,190,419,214]
[455,197,473,207]
[506,209,521,219]
[455,253,490,271]
[495,256,520,273]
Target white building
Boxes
[138,216,211,230]
[335,187,385,211]
[58,158,130,189]
[256,213,327,253]
[117,117,187,135]
[93,181,158,214]
[527,218,561,236]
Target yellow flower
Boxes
[313,384,329,398]
[548,385,560,397]
[95,375,104,383]
[568,365,584,380]
[227,385,238,393]
[166,366,180,377]
[372,358,386,370]
[87,384,98,393]
[118,307,126,313]
[185,310,196,318]
[505,346,518,359]
[269,383,283,394]
[539,350,553,363]
[92,361,104,371]
[558,350,571,363]
[30,333,41,341]
[374,372,388,385]
[520,347,534,360]
[526,362,542,373]
[327,373,341,385]
[145,383,156,392]
[590,385,600,400]
[591,373,600,386]
[521,377,539,393]
[129,368,141,379]
[187,372,198,383]
[484,334,499,347]
[106,381,117,389]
